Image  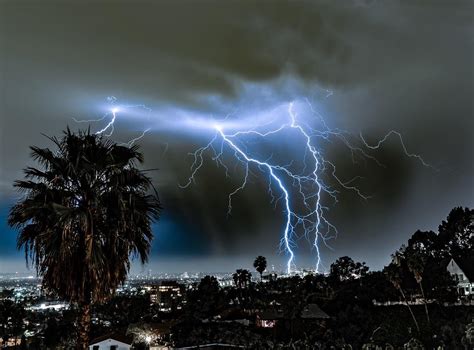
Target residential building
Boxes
[89,333,133,350]
[300,303,330,320]
[446,257,474,296]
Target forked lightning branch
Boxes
[76,97,431,274]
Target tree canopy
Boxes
[8,129,161,348]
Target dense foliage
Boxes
[8,129,161,348]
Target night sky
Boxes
[0,1,473,274]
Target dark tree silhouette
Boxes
[0,300,25,345]
[189,275,223,318]
[43,317,61,348]
[436,207,473,259]
[253,256,267,281]
[8,129,161,349]
[329,256,369,283]
[395,249,429,326]
[233,269,252,289]
[198,275,220,295]
[384,260,420,333]
[400,230,437,324]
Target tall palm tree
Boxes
[406,251,430,325]
[385,261,420,333]
[232,269,252,289]
[8,129,161,349]
[253,256,267,282]
[232,269,252,303]
[405,230,436,325]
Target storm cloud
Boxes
[0,0,472,272]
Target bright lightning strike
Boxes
[360,130,436,170]
[73,97,153,144]
[76,97,432,274]
[181,100,432,274]
[96,108,118,136]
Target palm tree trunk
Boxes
[418,282,430,324]
[398,287,420,333]
[76,302,91,350]
[77,211,93,349]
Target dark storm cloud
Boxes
[4,1,470,106]
[0,0,473,271]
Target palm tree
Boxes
[405,230,436,325]
[385,261,420,333]
[232,269,252,289]
[406,251,430,325]
[253,256,267,282]
[232,269,252,303]
[8,129,161,349]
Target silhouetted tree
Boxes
[20,335,27,350]
[0,289,14,300]
[8,129,161,349]
[436,207,473,259]
[43,316,61,348]
[0,300,25,346]
[233,269,252,289]
[398,231,436,325]
[198,275,220,295]
[329,256,369,284]
[385,261,420,333]
[300,273,331,300]
[187,275,224,318]
[394,226,458,305]
[422,262,457,302]
[358,271,398,302]
[253,256,267,281]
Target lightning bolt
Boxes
[96,107,119,136]
[182,101,372,274]
[216,126,296,273]
[77,97,432,274]
[182,100,433,274]
[73,97,153,145]
[360,130,435,170]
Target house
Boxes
[300,303,330,320]
[256,309,284,328]
[290,303,330,338]
[89,333,133,350]
[0,338,21,347]
[215,308,251,326]
[446,257,474,296]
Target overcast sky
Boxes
[1,0,473,274]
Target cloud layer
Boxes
[0,0,473,271]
